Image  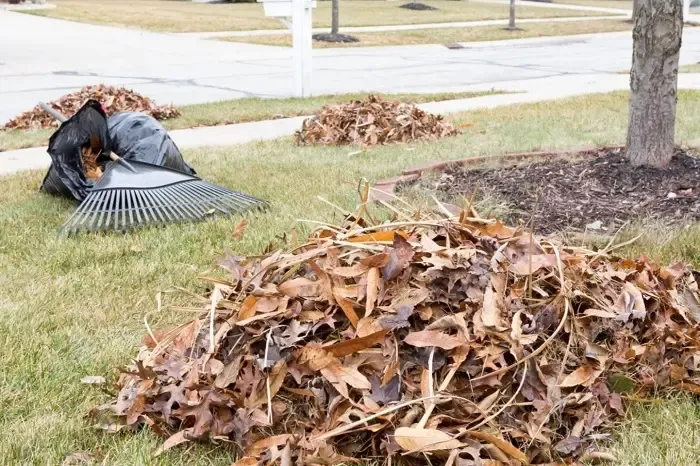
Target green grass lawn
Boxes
[24,0,602,33]
[0,90,501,152]
[3,91,700,464]
[223,19,632,48]
[681,63,700,73]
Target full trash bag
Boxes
[40,100,112,201]
[40,101,195,202]
[107,112,195,175]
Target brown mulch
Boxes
[90,190,700,465]
[2,84,180,130]
[295,95,458,147]
[425,148,700,233]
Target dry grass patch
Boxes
[222,19,632,47]
[26,0,603,33]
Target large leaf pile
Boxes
[94,200,700,465]
[295,95,458,146]
[2,84,180,130]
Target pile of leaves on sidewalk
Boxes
[2,84,180,130]
[93,190,700,465]
[295,95,458,146]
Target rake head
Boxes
[59,160,266,236]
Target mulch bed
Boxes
[312,33,359,43]
[419,148,700,233]
[400,2,438,11]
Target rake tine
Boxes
[84,190,108,234]
[112,189,121,233]
[120,189,129,233]
[179,183,222,218]
[129,190,142,229]
[208,183,265,208]
[158,186,187,222]
[141,189,168,226]
[150,187,182,223]
[166,185,201,222]
[74,189,107,235]
[180,183,231,216]
[134,189,156,228]
[126,189,136,232]
[95,190,114,232]
[60,190,97,236]
[195,183,257,213]
[169,185,205,220]
[177,183,212,218]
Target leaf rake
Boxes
[40,102,267,236]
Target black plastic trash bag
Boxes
[40,100,112,201]
[40,102,195,202]
[107,112,195,175]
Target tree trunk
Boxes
[508,0,516,29]
[626,0,683,168]
[331,0,339,35]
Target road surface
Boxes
[3,10,700,123]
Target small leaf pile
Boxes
[295,95,458,146]
[2,84,180,130]
[95,201,700,465]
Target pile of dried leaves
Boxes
[2,84,180,130]
[93,193,700,465]
[295,95,458,147]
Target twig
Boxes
[605,233,644,253]
[464,364,527,431]
[312,395,451,441]
[264,327,274,423]
[416,347,436,428]
[471,296,569,383]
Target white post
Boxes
[292,0,312,97]
[302,1,313,96]
[684,0,691,23]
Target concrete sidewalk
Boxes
[183,15,628,39]
[5,71,700,178]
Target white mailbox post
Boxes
[258,0,316,97]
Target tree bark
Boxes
[331,0,339,35]
[508,0,516,29]
[626,0,683,168]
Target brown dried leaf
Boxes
[404,330,467,350]
[560,365,597,388]
[155,429,192,456]
[246,434,293,457]
[466,431,529,465]
[232,219,249,240]
[278,277,321,298]
[335,295,360,328]
[238,296,257,321]
[394,427,465,452]
[326,329,389,358]
[365,267,380,317]
[382,234,415,280]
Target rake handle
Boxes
[39,101,67,123]
[39,101,136,173]
[109,152,137,173]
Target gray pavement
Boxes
[6,9,700,126]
